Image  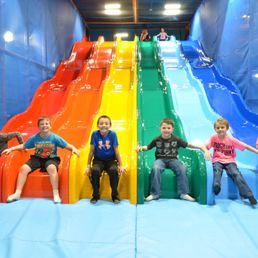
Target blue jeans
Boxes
[213,162,253,198]
[150,159,189,197]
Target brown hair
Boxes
[37,116,51,127]
[160,118,174,127]
[97,115,112,126]
[214,118,229,130]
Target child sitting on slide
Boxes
[2,116,80,203]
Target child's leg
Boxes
[106,160,119,200]
[7,164,32,202]
[46,163,61,203]
[150,159,166,197]
[225,163,254,198]
[212,162,223,195]
[91,160,104,199]
[167,160,195,201]
[167,159,189,195]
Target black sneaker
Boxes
[112,197,120,204]
[213,184,221,195]
[248,196,257,205]
[90,197,99,204]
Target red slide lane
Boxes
[0,37,93,202]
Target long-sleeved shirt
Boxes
[0,132,24,154]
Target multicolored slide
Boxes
[0,37,115,203]
[137,40,207,204]
[69,38,138,204]
[161,39,258,204]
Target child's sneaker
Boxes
[213,184,221,195]
[248,196,257,205]
[180,194,195,202]
[53,195,62,204]
[112,197,121,204]
[7,193,20,203]
[90,197,99,204]
[145,194,159,202]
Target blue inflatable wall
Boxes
[0,0,85,128]
[190,0,258,114]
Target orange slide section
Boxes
[0,37,93,202]
[0,37,114,203]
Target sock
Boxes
[53,189,61,203]
[7,189,22,202]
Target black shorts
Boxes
[26,155,61,172]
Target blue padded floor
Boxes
[1,199,258,258]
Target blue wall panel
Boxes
[0,0,85,128]
[191,0,258,114]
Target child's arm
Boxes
[114,146,126,174]
[65,143,80,156]
[85,145,94,176]
[245,144,258,154]
[1,144,25,155]
[136,146,148,152]
[187,143,211,160]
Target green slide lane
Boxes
[137,40,207,204]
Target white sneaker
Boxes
[180,194,195,202]
[7,193,20,203]
[145,194,159,202]
[53,195,62,204]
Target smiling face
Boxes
[160,122,173,138]
[214,122,228,138]
[38,118,51,135]
[97,117,111,136]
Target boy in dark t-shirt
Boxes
[137,118,210,202]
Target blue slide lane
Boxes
[158,38,258,204]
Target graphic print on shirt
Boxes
[35,142,55,158]
[98,140,111,150]
[157,140,177,157]
[213,142,234,156]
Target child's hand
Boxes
[85,166,91,176]
[119,166,126,175]
[72,147,80,157]
[1,147,13,155]
[136,146,143,152]
[204,150,211,161]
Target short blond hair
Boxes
[214,118,229,130]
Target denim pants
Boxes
[213,162,253,198]
[150,159,189,197]
[91,159,119,199]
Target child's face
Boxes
[214,123,228,137]
[98,118,111,135]
[160,122,173,138]
[38,119,51,133]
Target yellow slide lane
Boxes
[69,38,137,204]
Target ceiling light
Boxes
[163,9,181,15]
[104,9,121,15]
[105,3,121,9]
[164,4,181,10]
[3,31,14,42]
[114,33,129,38]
